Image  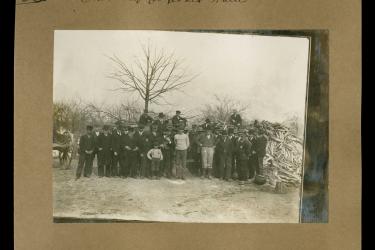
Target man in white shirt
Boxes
[174,128,190,180]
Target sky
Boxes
[53,30,310,123]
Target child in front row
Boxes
[147,143,164,179]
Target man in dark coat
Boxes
[252,129,268,176]
[171,110,187,129]
[118,126,130,178]
[215,130,235,180]
[247,128,257,179]
[122,127,140,178]
[139,110,153,126]
[235,131,251,184]
[136,125,152,178]
[201,118,211,130]
[161,130,174,178]
[229,110,242,128]
[76,125,96,180]
[96,125,112,177]
[153,112,167,134]
[111,125,122,177]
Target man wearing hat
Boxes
[96,125,112,177]
[202,118,211,130]
[172,110,186,129]
[139,110,153,126]
[161,129,174,178]
[197,125,217,179]
[215,130,235,180]
[122,127,140,178]
[136,124,152,178]
[252,129,268,177]
[235,130,251,185]
[76,125,96,180]
[110,123,123,177]
[153,112,167,134]
[229,109,242,128]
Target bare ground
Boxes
[53,160,301,223]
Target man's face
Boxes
[87,129,93,135]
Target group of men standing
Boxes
[75,109,268,185]
[188,124,268,184]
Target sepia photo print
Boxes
[52,30,318,223]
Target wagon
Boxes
[52,131,76,169]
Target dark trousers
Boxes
[255,154,265,175]
[111,154,120,177]
[97,151,111,177]
[119,151,128,177]
[237,159,249,181]
[76,153,94,178]
[163,150,173,178]
[127,152,138,177]
[218,155,233,180]
[139,154,150,178]
[248,154,257,179]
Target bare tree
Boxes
[200,94,248,124]
[86,100,142,125]
[107,42,197,112]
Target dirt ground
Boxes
[53,159,301,223]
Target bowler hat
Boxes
[86,125,93,130]
[158,112,165,118]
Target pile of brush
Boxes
[255,120,304,187]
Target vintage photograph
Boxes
[52,30,310,223]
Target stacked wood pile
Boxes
[257,121,304,187]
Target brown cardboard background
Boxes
[14,0,361,249]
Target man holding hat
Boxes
[161,129,174,178]
[137,124,152,178]
[76,125,96,180]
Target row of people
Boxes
[75,121,267,184]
